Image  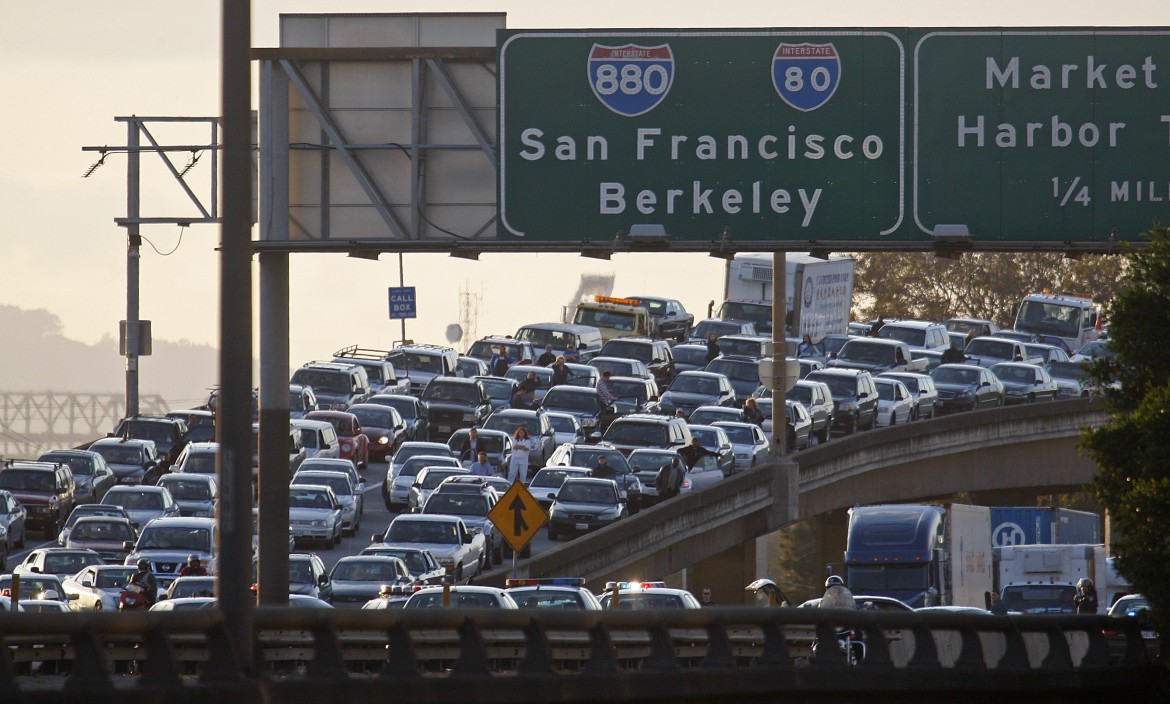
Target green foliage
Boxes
[1081,225,1170,639]
[850,252,1124,326]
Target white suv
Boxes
[875,320,950,352]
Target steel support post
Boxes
[125,121,140,418]
[772,252,788,458]
[257,252,290,604]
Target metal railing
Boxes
[2,607,1164,703]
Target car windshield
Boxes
[295,475,351,496]
[423,383,482,404]
[567,448,630,474]
[590,359,633,376]
[706,359,758,382]
[670,376,718,395]
[601,341,653,362]
[483,415,540,438]
[288,391,308,411]
[477,378,515,400]
[40,454,93,475]
[107,490,163,510]
[718,339,765,357]
[605,422,668,446]
[672,347,707,365]
[181,452,217,474]
[515,327,576,349]
[400,456,456,477]
[876,383,902,401]
[97,568,138,589]
[288,561,318,584]
[290,369,350,394]
[137,526,211,551]
[504,368,553,389]
[932,367,980,385]
[374,397,416,419]
[543,390,599,412]
[424,493,487,516]
[93,445,146,465]
[608,380,648,404]
[965,339,1013,358]
[170,578,216,598]
[0,470,54,492]
[66,507,125,527]
[690,428,720,447]
[695,320,743,338]
[467,341,529,361]
[43,552,103,574]
[289,489,332,509]
[70,520,134,542]
[718,425,755,443]
[351,407,394,428]
[1,576,64,597]
[406,591,501,609]
[628,452,676,471]
[557,482,615,504]
[367,549,430,575]
[1046,362,1085,380]
[160,479,212,500]
[785,386,812,404]
[992,365,1035,383]
[420,470,464,490]
[885,376,921,393]
[333,560,402,582]
[387,351,444,374]
[876,326,926,346]
[115,421,177,445]
[689,409,738,425]
[599,593,687,609]
[547,415,578,433]
[808,374,859,399]
[386,520,459,544]
[529,469,581,488]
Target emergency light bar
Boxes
[505,577,586,587]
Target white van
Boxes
[289,419,340,462]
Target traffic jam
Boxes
[0,253,1120,632]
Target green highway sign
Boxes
[497,28,1170,246]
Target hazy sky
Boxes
[2,1,1167,393]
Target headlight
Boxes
[377,436,390,445]
[838,401,856,412]
[462,412,476,421]
[437,557,455,567]
[956,390,974,400]
[598,507,622,519]
[582,417,598,428]
[312,520,326,527]
[550,506,568,518]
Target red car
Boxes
[305,411,370,469]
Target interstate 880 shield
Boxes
[588,44,674,117]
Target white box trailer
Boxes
[995,543,1107,614]
[720,253,854,340]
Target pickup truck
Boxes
[962,336,1043,368]
[374,514,485,583]
[623,296,695,341]
[828,338,929,375]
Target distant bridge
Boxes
[0,392,168,458]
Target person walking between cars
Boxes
[1074,578,1099,614]
[742,398,765,427]
[460,427,484,463]
[699,587,717,607]
[551,357,571,386]
[536,344,556,367]
[797,334,815,357]
[705,333,721,364]
[489,347,510,377]
[655,457,683,500]
[597,370,617,406]
[509,427,537,484]
[679,437,717,470]
[469,450,494,477]
[593,455,616,480]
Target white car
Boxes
[384,442,457,510]
[124,516,217,590]
[877,371,939,420]
[61,564,138,612]
[545,411,586,445]
[374,514,485,583]
[292,470,363,535]
[874,377,915,427]
[711,421,769,470]
[288,484,343,548]
[678,455,725,495]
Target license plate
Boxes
[1142,630,1156,639]
[575,522,589,530]
[437,425,450,433]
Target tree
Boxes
[849,252,1124,327]
[1081,225,1170,640]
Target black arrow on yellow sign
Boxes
[509,495,529,536]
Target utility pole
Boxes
[125,122,141,418]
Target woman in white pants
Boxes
[509,426,537,484]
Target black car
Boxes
[658,371,737,417]
[111,415,189,468]
[804,368,879,435]
[929,364,1005,414]
[366,394,430,442]
[419,378,492,442]
[546,478,627,541]
[598,337,676,385]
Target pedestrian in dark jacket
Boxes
[705,333,721,364]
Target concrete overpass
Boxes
[480,398,1108,592]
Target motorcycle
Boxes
[118,583,150,611]
[811,626,865,666]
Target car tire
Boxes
[15,526,25,549]
[888,412,896,427]
[333,528,342,545]
[44,515,61,541]
[93,600,102,612]
[845,414,858,435]
[547,526,558,541]
[454,565,463,583]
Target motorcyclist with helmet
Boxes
[1074,577,1099,614]
[125,559,158,607]
[820,574,856,609]
[178,555,209,577]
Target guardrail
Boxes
[2,607,1164,703]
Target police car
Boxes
[597,581,702,610]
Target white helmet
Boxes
[825,575,845,589]
[1077,578,1094,589]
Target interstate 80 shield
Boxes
[588,44,674,117]
[772,43,841,112]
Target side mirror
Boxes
[123,541,135,551]
[547,492,557,501]
[463,532,472,544]
[370,534,381,543]
[81,578,95,588]
[318,573,330,586]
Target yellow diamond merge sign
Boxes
[488,480,547,553]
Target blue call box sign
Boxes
[388,287,417,320]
